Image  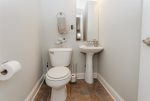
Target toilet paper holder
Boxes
[143,37,150,46]
[0,60,21,80]
[0,61,8,75]
[0,69,7,75]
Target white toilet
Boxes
[46,48,72,101]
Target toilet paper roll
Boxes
[0,60,21,80]
[70,73,77,83]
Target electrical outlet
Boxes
[71,25,74,30]
[46,62,48,67]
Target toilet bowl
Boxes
[46,48,72,101]
[46,67,71,101]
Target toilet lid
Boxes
[47,67,70,79]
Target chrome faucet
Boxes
[87,40,99,47]
[87,41,94,46]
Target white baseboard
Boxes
[77,73,97,79]
[97,74,124,101]
[25,74,45,101]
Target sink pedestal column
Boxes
[85,53,94,84]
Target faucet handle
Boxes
[87,41,90,46]
[89,39,99,47]
[93,41,99,47]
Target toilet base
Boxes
[51,86,67,101]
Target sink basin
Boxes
[79,45,103,53]
[79,45,104,84]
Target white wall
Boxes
[0,0,43,101]
[76,0,88,10]
[40,0,99,74]
[98,0,142,101]
[138,0,150,101]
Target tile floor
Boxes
[34,79,114,101]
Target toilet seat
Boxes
[46,67,71,81]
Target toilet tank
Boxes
[48,48,72,67]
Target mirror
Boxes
[76,0,99,41]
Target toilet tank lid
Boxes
[48,48,72,52]
[47,67,70,79]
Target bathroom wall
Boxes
[40,0,99,74]
[0,0,43,101]
[138,0,150,101]
[76,0,88,10]
[98,0,142,101]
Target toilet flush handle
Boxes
[50,51,54,54]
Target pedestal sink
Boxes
[79,45,103,84]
